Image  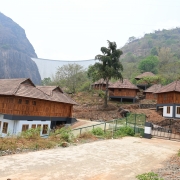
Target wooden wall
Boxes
[157,92,180,104]
[109,89,137,97]
[0,95,73,117]
[93,84,106,91]
[145,93,157,100]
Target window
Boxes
[37,124,41,129]
[32,101,36,105]
[25,100,29,104]
[18,99,22,104]
[167,106,170,114]
[2,122,8,134]
[31,124,36,129]
[22,125,29,132]
[177,107,180,114]
[42,124,48,134]
[153,94,157,98]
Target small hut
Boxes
[144,84,162,100]
[92,78,112,91]
[156,80,180,119]
[108,79,139,103]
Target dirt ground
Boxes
[72,92,164,122]
[0,137,179,180]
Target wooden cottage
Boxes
[0,78,77,137]
[108,79,139,103]
[156,81,180,119]
[144,84,162,100]
[135,72,155,90]
[92,79,111,91]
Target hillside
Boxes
[120,28,180,83]
[71,91,164,122]
[121,28,180,60]
[0,12,41,84]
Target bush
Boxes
[114,126,134,137]
[98,90,105,98]
[136,172,163,180]
[78,131,94,139]
[92,127,104,136]
[53,127,74,142]
[20,128,41,139]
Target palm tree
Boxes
[94,40,123,107]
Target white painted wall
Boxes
[16,120,51,136]
[0,114,51,137]
[0,115,14,137]
[175,106,180,118]
[163,106,173,117]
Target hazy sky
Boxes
[1,0,180,60]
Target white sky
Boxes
[1,0,180,60]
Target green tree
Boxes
[55,63,86,93]
[41,77,52,86]
[138,56,159,74]
[88,40,123,107]
[137,76,165,86]
[151,47,158,56]
[159,61,180,84]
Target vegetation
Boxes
[54,63,88,93]
[121,28,180,84]
[138,56,159,74]
[136,172,163,180]
[0,124,138,154]
[88,40,123,107]
[41,28,180,92]
[114,126,135,137]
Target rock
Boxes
[0,12,41,84]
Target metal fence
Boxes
[72,113,146,137]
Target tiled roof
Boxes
[156,81,180,93]
[0,78,77,105]
[37,86,63,96]
[135,72,155,79]
[144,84,162,93]
[0,78,28,95]
[108,79,139,89]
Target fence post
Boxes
[80,128,82,135]
[104,122,106,132]
[126,116,127,126]
[144,122,152,139]
[115,120,117,131]
[134,114,137,133]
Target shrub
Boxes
[92,127,104,136]
[178,149,180,157]
[98,90,105,98]
[78,131,95,139]
[53,127,74,142]
[20,128,41,139]
[114,126,134,137]
[136,172,163,180]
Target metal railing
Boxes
[72,113,146,136]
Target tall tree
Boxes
[88,40,123,107]
[138,56,159,74]
[55,63,86,93]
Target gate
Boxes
[151,119,180,141]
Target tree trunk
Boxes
[104,79,109,108]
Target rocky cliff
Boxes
[0,12,41,84]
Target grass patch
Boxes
[136,172,163,180]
